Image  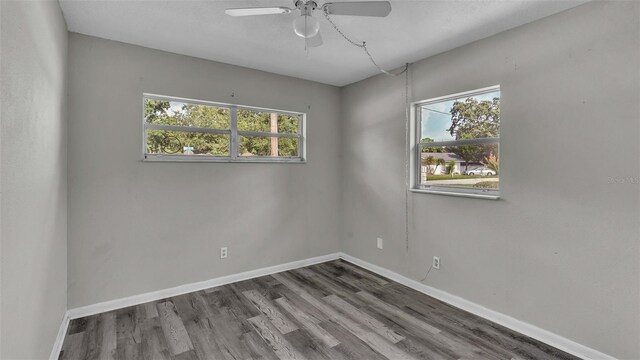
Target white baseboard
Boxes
[53,253,339,358]
[337,252,616,360]
[66,252,340,320]
[53,251,614,360]
[49,312,70,360]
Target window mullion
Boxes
[298,114,303,159]
[421,137,499,148]
[230,106,238,160]
[144,124,230,135]
[415,106,422,188]
[236,131,299,138]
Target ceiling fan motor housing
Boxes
[295,1,318,16]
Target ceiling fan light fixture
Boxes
[293,15,320,38]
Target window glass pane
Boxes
[146,129,229,156]
[420,90,500,142]
[420,144,499,190]
[238,109,271,132]
[239,136,299,157]
[144,98,230,129]
[278,137,299,156]
[277,114,299,134]
[238,109,299,134]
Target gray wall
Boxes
[340,2,639,359]
[0,0,68,358]
[67,34,342,308]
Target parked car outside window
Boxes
[464,167,496,176]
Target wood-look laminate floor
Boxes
[59,260,579,360]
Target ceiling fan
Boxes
[225,1,392,47]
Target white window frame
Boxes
[142,94,306,163]
[409,86,500,199]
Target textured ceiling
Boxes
[59,0,588,86]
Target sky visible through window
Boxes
[168,101,186,115]
[421,90,500,142]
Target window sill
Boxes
[409,188,500,200]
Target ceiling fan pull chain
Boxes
[321,8,365,48]
[322,7,407,76]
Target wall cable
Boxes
[421,264,433,282]
[322,9,408,76]
[404,62,410,253]
[323,9,411,253]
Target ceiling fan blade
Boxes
[225,7,292,17]
[322,1,391,17]
[308,31,323,47]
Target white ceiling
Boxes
[59,0,588,86]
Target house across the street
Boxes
[420,152,482,180]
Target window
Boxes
[143,94,305,162]
[413,86,500,198]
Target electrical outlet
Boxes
[433,256,440,270]
[220,247,228,259]
[377,237,383,249]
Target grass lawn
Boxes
[426,174,498,181]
